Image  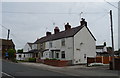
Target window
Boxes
[19,55,21,58]
[55,52,59,58]
[51,51,54,58]
[24,54,25,57]
[61,51,65,58]
[61,39,65,46]
[41,52,43,57]
[49,42,52,48]
[40,43,43,49]
[84,54,86,58]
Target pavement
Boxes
[19,62,120,76]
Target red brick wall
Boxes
[44,60,68,67]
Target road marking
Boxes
[2,72,15,78]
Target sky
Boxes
[1,1,119,50]
[118,1,120,49]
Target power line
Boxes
[0,24,24,44]
[0,24,9,30]
[1,11,108,15]
[104,0,120,10]
[89,12,109,25]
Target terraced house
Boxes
[34,18,96,65]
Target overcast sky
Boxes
[1,1,119,50]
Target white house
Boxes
[16,43,35,60]
[96,42,108,56]
[35,18,96,64]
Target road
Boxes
[2,60,120,78]
[2,60,68,77]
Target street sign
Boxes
[5,52,9,57]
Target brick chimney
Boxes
[54,26,60,34]
[80,18,87,26]
[46,31,51,36]
[65,23,71,30]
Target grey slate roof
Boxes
[34,25,96,44]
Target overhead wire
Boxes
[104,0,120,10]
[1,11,108,15]
[0,24,24,44]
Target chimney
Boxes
[54,26,60,34]
[46,31,51,36]
[80,18,87,26]
[65,23,71,30]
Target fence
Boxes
[87,56,120,66]
[109,58,120,70]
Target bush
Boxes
[50,58,58,60]
[45,58,60,60]
[28,58,36,62]
[11,58,18,63]
[45,58,50,60]
[50,58,60,60]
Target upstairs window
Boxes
[49,42,52,48]
[61,39,65,46]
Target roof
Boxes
[35,25,96,44]
[28,49,40,53]
[27,43,34,48]
[96,45,104,49]
[0,39,15,46]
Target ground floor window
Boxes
[51,51,54,58]
[41,52,43,57]
[24,54,25,57]
[36,53,38,57]
[61,51,65,58]
[19,55,21,58]
[55,52,59,58]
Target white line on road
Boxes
[2,72,15,78]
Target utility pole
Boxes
[7,29,10,40]
[110,10,115,70]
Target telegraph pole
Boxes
[110,10,115,70]
[7,29,10,40]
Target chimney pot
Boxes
[65,22,71,30]
[80,18,87,26]
[46,32,51,36]
[54,26,60,34]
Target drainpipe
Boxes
[73,37,74,64]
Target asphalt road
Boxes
[2,60,120,78]
[2,60,68,77]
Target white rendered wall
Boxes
[45,37,74,60]
[23,43,32,52]
[74,26,96,64]
[32,44,37,50]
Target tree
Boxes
[8,49,16,59]
[17,49,23,53]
